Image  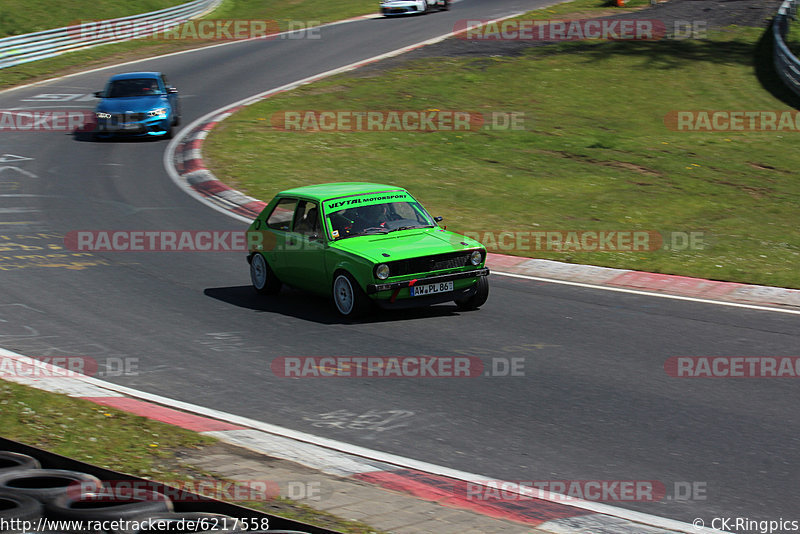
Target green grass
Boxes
[0,379,383,533]
[0,0,378,90]
[208,0,377,24]
[203,9,800,288]
[0,380,212,474]
[0,0,187,37]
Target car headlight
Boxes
[469,250,483,266]
[375,264,390,280]
[95,112,111,119]
[147,108,168,118]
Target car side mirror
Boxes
[167,87,178,94]
[434,216,443,222]
[93,91,103,98]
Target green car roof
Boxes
[277,182,406,202]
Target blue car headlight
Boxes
[95,112,111,119]
[147,107,168,118]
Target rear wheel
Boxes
[441,0,450,10]
[332,272,369,318]
[250,253,281,295]
[455,276,489,310]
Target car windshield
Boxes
[327,200,435,240]
[106,78,162,98]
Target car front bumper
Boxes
[381,2,425,15]
[366,267,489,298]
[95,116,171,136]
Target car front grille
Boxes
[386,252,472,277]
[110,112,146,123]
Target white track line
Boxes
[0,6,772,533]
[0,346,728,534]
[493,271,800,315]
[161,13,800,316]
[163,10,528,224]
[0,14,381,96]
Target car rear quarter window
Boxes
[293,200,321,237]
[267,198,297,231]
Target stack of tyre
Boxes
[0,452,309,534]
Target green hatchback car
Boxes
[246,183,489,317]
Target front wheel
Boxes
[440,0,450,10]
[455,276,489,310]
[250,253,281,295]
[332,272,370,318]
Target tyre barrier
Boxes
[0,470,102,504]
[0,439,328,534]
[0,454,41,475]
[46,490,173,521]
[0,491,44,522]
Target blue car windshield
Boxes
[106,79,162,98]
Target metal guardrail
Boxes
[0,0,222,70]
[773,0,800,97]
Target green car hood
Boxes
[330,228,482,263]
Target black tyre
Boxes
[46,489,172,521]
[332,272,370,318]
[0,469,101,503]
[117,512,238,534]
[0,452,40,475]
[441,0,450,9]
[250,253,281,295]
[0,491,43,523]
[454,276,489,310]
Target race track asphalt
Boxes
[0,0,797,528]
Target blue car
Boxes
[93,72,180,139]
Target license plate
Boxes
[410,281,453,297]
[106,122,137,131]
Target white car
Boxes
[380,0,450,16]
